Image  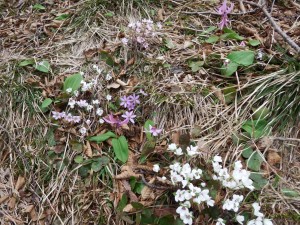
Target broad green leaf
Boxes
[74,155,84,164]
[189,61,204,72]
[91,156,110,172]
[250,173,268,190]
[41,98,52,109]
[55,14,70,20]
[19,59,34,67]
[133,183,145,194]
[78,165,89,178]
[165,38,176,49]
[249,39,261,46]
[242,119,269,138]
[33,4,46,10]
[34,60,50,73]
[205,35,219,44]
[282,188,300,198]
[112,136,128,163]
[247,152,264,171]
[221,28,244,40]
[63,73,83,93]
[88,131,117,143]
[131,202,144,210]
[227,50,255,66]
[242,145,254,158]
[221,62,238,77]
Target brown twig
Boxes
[240,0,300,53]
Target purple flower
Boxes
[103,114,128,127]
[64,113,74,122]
[148,125,162,136]
[120,96,131,108]
[216,0,234,29]
[73,116,81,123]
[139,89,148,96]
[239,41,246,47]
[122,111,136,124]
[52,111,60,120]
[129,93,140,105]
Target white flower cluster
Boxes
[167,143,200,156]
[169,162,214,225]
[247,203,273,225]
[121,18,162,49]
[212,156,254,190]
[81,79,96,92]
[222,194,244,212]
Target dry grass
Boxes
[0,0,300,224]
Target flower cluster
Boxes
[247,203,273,225]
[52,111,81,123]
[168,162,214,225]
[167,143,200,156]
[121,19,162,49]
[222,194,244,212]
[212,156,254,190]
[120,94,140,110]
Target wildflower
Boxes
[66,88,72,93]
[213,155,222,162]
[181,211,193,225]
[64,113,74,122]
[73,116,81,123]
[121,37,129,45]
[240,41,246,47]
[92,64,102,74]
[106,73,112,81]
[175,189,186,202]
[236,215,244,225]
[103,113,128,127]
[153,164,160,172]
[92,99,100,105]
[79,127,87,135]
[96,108,104,116]
[186,145,199,156]
[128,93,140,105]
[121,111,136,124]
[52,111,61,120]
[76,100,89,108]
[120,95,133,109]
[216,0,234,29]
[86,119,91,125]
[156,22,162,29]
[170,171,183,184]
[74,90,79,97]
[168,143,177,151]
[86,104,93,111]
[147,125,162,136]
[174,147,183,156]
[201,182,206,187]
[170,162,182,173]
[191,168,202,179]
[99,118,104,124]
[161,176,167,181]
[106,94,112,101]
[222,194,244,212]
[252,202,264,217]
[216,218,226,225]
[139,89,148,96]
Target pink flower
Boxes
[216,0,234,29]
[239,41,246,47]
[148,125,162,136]
[103,114,129,127]
[122,111,136,124]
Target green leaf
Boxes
[134,183,145,194]
[242,145,254,158]
[74,155,84,164]
[242,119,269,138]
[252,106,270,120]
[63,73,83,93]
[221,28,244,40]
[205,35,219,44]
[223,85,236,103]
[144,120,154,141]
[117,194,128,211]
[189,61,204,72]
[88,131,117,143]
[41,98,52,109]
[249,39,261,46]
[282,188,300,198]
[19,59,35,67]
[112,136,129,163]
[91,156,110,172]
[78,165,89,178]
[247,152,264,171]
[227,50,255,66]
[34,60,50,73]
[105,12,114,17]
[250,173,268,190]
[33,4,46,10]
[199,26,217,35]
[131,202,144,210]
[221,62,238,77]
[165,38,176,49]
[55,14,70,21]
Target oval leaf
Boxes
[88,131,117,143]
[63,73,83,93]
[41,98,52,109]
[34,60,50,73]
[227,50,255,66]
[112,136,128,163]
